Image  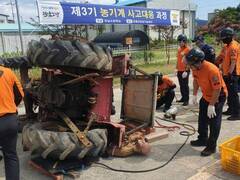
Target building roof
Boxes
[93,30,149,46]
[115,0,146,6]
[0,23,42,33]
[196,19,208,27]
[0,14,9,17]
[115,0,197,11]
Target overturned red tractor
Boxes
[1,38,157,162]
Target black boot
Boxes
[190,139,207,147]
[227,115,240,121]
[223,109,231,115]
[182,101,189,106]
[201,146,216,156]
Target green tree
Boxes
[198,3,240,41]
[28,18,94,40]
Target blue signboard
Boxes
[37,1,180,26]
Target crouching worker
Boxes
[156,73,176,112]
[0,59,24,180]
[185,48,227,156]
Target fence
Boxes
[0,32,50,55]
[112,44,179,64]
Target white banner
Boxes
[37,1,63,25]
[170,10,180,26]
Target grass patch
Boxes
[14,67,42,80]
[28,67,42,79]
[131,48,178,64]
[113,60,176,86]
[135,61,176,74]
[113,78,121,86]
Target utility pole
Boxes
[36,0,40,23]
[9,0,15,22]
[188,0,191,39]
[15,0,24,54]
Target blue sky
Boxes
[0,0,239,21]
[193,0,239,20]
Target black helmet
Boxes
[177,34,187,42]
[192,35,204,42]
[220,27,234,39]
[185,48,205,66]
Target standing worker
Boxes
[192,35,216,64]
[0,58,24,180]
[186,48,227,156]
[176,34,190,106]
[216,27,240,120]
[156,73,176,112]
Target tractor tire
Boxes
[3,56,30,69]
[71,41,99,68]
[22,122,108,160]
[27,40,41,65]
[27,39,112,72]
[35,39,59,66]
[50,40,79,66]
[89,43,112,71]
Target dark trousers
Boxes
[0,114,19,180]
[198,96,226,148]
[157,89,175,109]
[223,75,240,116]
[24,90,34,119]
[177,71,189,102]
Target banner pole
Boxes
[15,0,24,54]
[36,0,40,24]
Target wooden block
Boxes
[145,131,169,143]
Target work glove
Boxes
[162,90,167,96]
[174,69,178,76]
[182,71,188,79]
[192,95,197,105]
[207,105,216,119]
[157,90,167,99]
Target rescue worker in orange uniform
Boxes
[216,27,240,120]
[0,58,24,180]
[156,73,176,112]
[186,48,227,156]
[176,34,190,106]
[192,35,216,64]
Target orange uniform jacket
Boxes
[192,61,228,103]
[177,46,190,72]
[0,66,24,117]
[216,40,240,76]
[157,75,175,93]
